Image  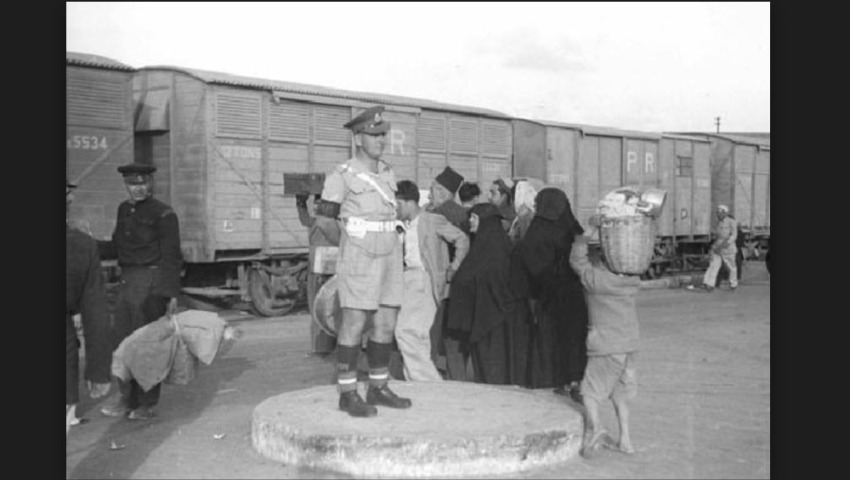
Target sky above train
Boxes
[67,2,769,133]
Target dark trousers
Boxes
[118,378,161,409]
[66,316,80,405]
[430,299,446,370]
[113,267,169,409]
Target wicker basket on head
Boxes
[599,215,656,275]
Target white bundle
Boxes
[598,188,642,218]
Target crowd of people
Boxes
[291,105,642,455]
[67,104,643,458]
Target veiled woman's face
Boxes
[489,184,505,207]
[469,213,480,233]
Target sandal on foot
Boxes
[580,430,611,459]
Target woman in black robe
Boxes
[513,188,589,397]
[447,203,515,384]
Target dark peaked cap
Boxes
[117,163,157,184]
[117,163,157,176]
[344,106,391,134]
[435,166,464,194]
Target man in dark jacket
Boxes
[99,163,183,421]
[66,179,111,435]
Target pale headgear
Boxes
[513,180,538,214]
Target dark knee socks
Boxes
[336,344,360,393]
[366,340,392,388]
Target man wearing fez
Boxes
[317,106,412,417]
[425,166,470,378]
[99,163,183,420]
[66,179,111,435]
[428,166,469,234]
[296,184,341,355]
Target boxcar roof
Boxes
[139,65,511,119]
[525,118,662,141]
[669,132,770,148]
[660,133,712,143]
[66,51,135,71]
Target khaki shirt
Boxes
[714,216,738,254]
[321,157,397,221]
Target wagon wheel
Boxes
[643,262,665,280]
[249,268,298,317]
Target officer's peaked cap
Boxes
[118,163,157,184]
[344,106,391,135]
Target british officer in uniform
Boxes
[99,163,183,420]
[318,106,412,417]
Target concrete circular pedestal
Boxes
[252,381,583,478]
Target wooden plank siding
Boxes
[732,145,756,230]
[658,137,711,239]
[67,66,135,241]
[691,142,712,236]
[133,72,212,262]
[545,127,576,203]
[511,120,547,181]
[575,135,600,229]
[756,149,770,229]
[658,139,677,237]
[709,137,736,234]
[380,109,418,183]
[133,67,515,261]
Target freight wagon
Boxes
[66,52,136,249]
[672,132,771,258]
[512,120,713,277]
[131,65,513,315]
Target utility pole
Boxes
[715,116,721,133]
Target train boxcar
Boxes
[132,65,513,315]
[512,120,714,276]
[671,132,771,256]
[66,52,136,243]
[512,119,664,227]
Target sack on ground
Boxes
[166,335,198,385]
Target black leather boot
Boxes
[366,384,412,409]
[339,390,377,418]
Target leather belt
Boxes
[344,217,401,233]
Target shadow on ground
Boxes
[68,354,254,479]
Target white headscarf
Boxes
[513,180,538,215]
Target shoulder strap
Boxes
[341,164,396,208]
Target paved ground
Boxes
[66,263,769,479]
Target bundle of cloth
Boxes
[597,187,647,219]
[111,310,241,391]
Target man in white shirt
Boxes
[394,180,469,381]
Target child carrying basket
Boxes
[594,187,666,275]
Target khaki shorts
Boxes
[337,229,403,310]
[581,352,638,402]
